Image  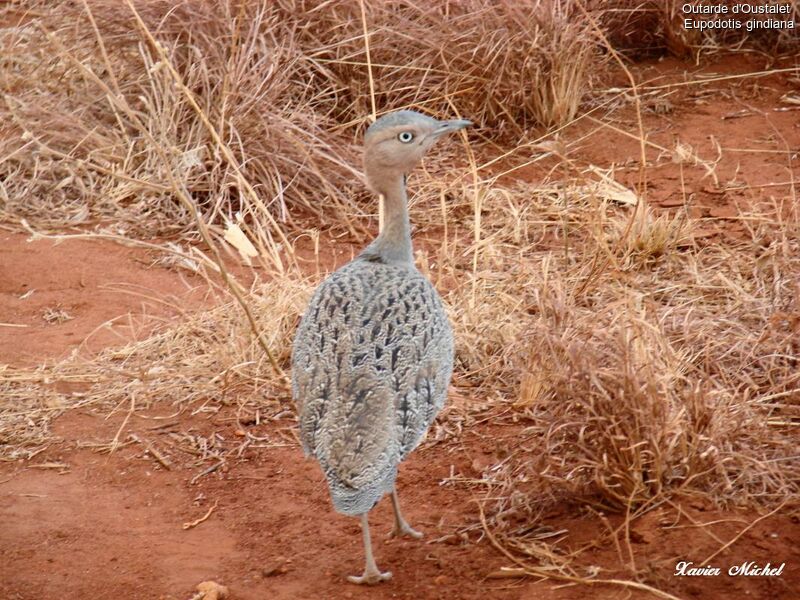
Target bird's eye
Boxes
[397,131,414,143]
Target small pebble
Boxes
[262,556,289,577]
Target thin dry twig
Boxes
[130,433,173,470]
[701,501,789,565]
[182,500,219,530]
[478,502,685,600]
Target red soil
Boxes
[510,53,800,234]
[0,231,213,367]
[1,54,798,600]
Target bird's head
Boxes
[363,110,471,195]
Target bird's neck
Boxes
[367,174,413,264]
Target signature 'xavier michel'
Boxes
[291,110,471,584]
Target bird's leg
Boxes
[348,512,392,585]
[388,488,424,539]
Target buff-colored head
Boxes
[363,110,471,195]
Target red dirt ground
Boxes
[1,54,799,600]
[0,230,212,367]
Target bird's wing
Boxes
[291,262,453,477]
[291,264,401,486]
[390,277,454,456]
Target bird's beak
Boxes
[432,119,473,137]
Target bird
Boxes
[291,109,471,584]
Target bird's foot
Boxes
[389,520,424,540]
[347,568,393,585]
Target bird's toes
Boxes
[389,523,424,540]
[347,570,393,585]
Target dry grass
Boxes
[3,0,793,237]
[0,274,311,461]
[1,1,795,238]
[445,186,799,590]
[1,0,359,241]
[0,0,603,240]
[520,244,799,508]
[597,0,800,58]
[292,0,601,130]
[1,3,799,595]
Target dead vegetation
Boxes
[0,0,603,242]
[1,0,799,596]
[519,203,799,509]
[597,0,800,58]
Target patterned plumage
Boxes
[291,109,470,584]
[292,259,454,515]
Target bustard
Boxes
[291,110,471,584]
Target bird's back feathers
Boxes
[291,257,453,515]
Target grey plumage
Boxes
[365,109,437,136]
[290,109,470,584]
[292,258,453,515]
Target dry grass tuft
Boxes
[450,186,799,593]
[295,0,601,131]
[1,0,602,238]
[1,0,359,238]
[614,203,692,266]
[596,0,800,58]
[513,199,800,509]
